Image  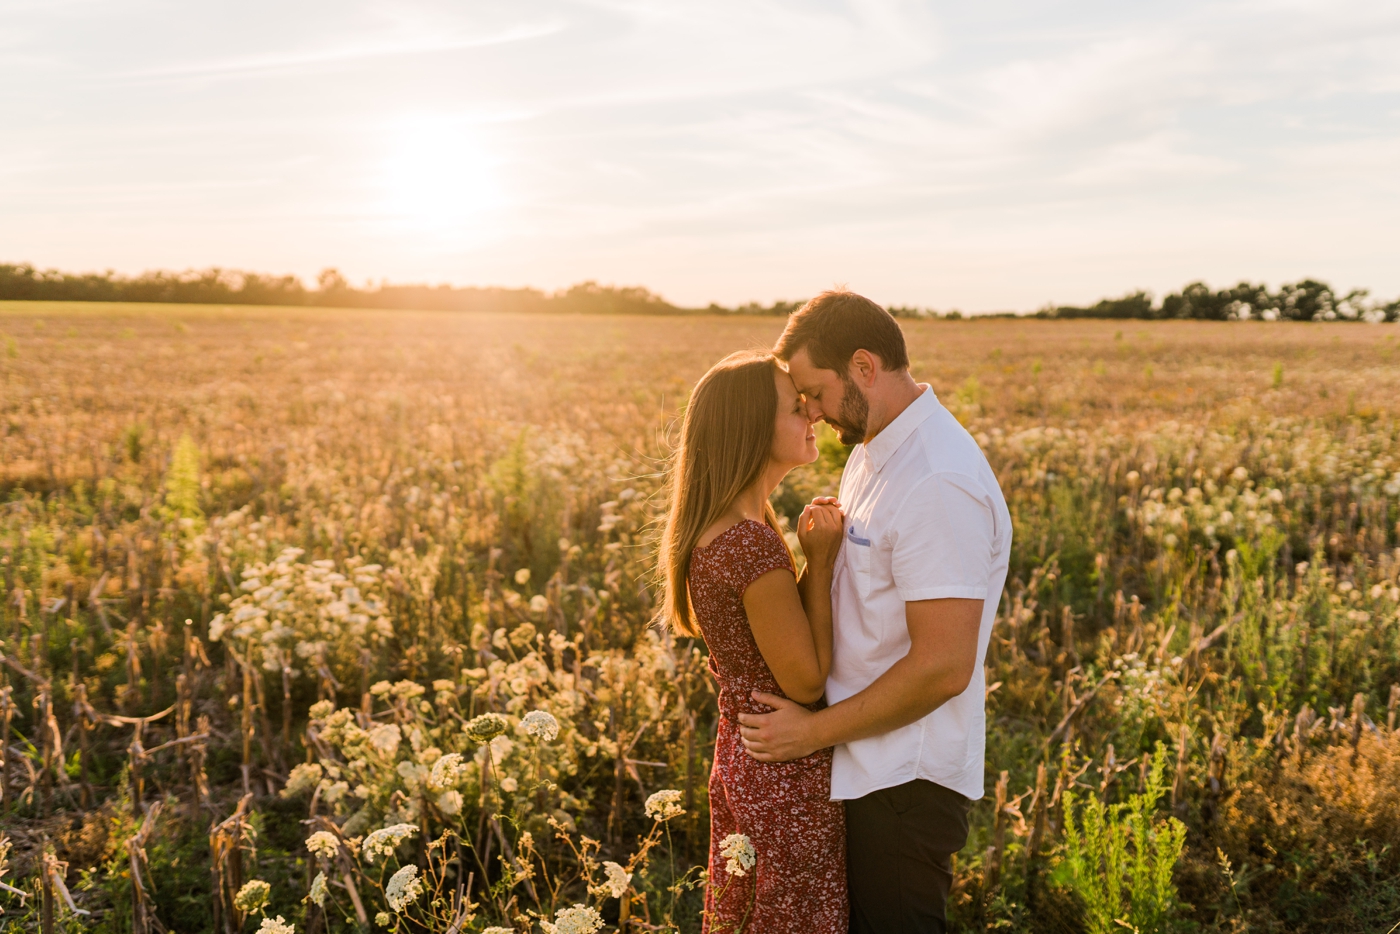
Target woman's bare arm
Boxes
[741,503,842,705]
[744,569,828,704]
[796,560,834,684]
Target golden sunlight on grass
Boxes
[0,303,1397,933]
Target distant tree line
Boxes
[1037,279,1400,322]
[2,262,1396,321]
[0,263,695,316]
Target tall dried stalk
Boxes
[210,793,255,934]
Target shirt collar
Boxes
[862,384,938,473]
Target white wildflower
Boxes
[374,912,392,927]
[306,872,328,907]
[482,929,515,934]
[521,710,560,741]
[437,789,464,815]
[465,712,510,744]
[552,904,603,934]
[644,789,684,822]
[720,833,756,877]
[234,879,271,914]
[397,760,428,784]
[514,568,531,585]
[281,762,323,798]
[362,823,419,863]
[428,752,467,790]
[257,916,295,934]
[601,861,632,898]
[385,865,424,912]
[529,594,549,613]
[499,776,518,793]
[368,724,402,757]
[305,831,339,860]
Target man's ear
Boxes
[849,349,879,386]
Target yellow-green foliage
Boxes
[161,433,203,526]
[1060,745,1187,934]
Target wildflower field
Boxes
[1,301,1399,934]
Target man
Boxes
[738,290,1012,934]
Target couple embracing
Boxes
[657,292,1012,933]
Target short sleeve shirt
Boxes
[827,386,1012,802]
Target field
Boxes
[2,301,1399,934]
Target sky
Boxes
[2,0,1398,312]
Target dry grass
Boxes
[0,301,1398,933]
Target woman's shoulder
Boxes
[695,517,777,553]
[692,519,791,584]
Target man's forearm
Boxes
[739,597,983,763]
[807,655,966,750]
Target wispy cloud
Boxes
[1,0,1398,309]
[122,21,565,80]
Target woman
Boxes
[657,351,847,933]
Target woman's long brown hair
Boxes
[657,350,793,637]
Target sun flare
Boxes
[381,116,505,235]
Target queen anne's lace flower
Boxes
[720,833,756,877]
[306,872,328,907]
[465,712,509,744]
[305,831,339,860]
[281,762,323,798]
[385,865,424,912]
[551,904,603,934]
[368,724,402,757]
[362,823,419,863]
[257,916,295,934]
[644,789,684,821]
[234,879,271,914]
[521,710,560,741]
[428,752,467,790]
[374,912,392,927]
[601,861,632,898]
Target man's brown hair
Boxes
[773,289,909,373]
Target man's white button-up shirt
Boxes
[827,385,1012,802]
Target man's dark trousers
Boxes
[845,778,972,934]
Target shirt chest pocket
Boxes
[844,521,877,598]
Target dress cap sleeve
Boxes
[730,521,795,596]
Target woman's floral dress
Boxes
[690,519,847,934]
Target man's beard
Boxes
[829,373,869,445]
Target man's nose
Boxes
[804,399,823,422]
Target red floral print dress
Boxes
[689,519,847,934]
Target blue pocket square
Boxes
[846,526,872,547]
